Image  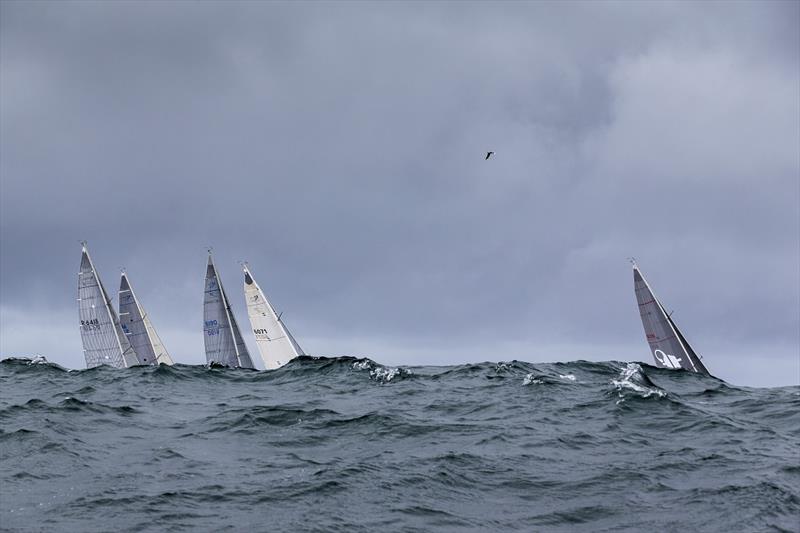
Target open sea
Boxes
[1,356,798,532]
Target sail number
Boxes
[253,328,271,340]
[80,318,101,331]
[205,319,220,336]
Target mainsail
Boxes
[203,254,254,368]
[633,264,710,375]
[119,272,174,366]
[77,243,138,368]
[243,263,304,369]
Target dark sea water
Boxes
[1,356,798,532]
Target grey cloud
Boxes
[1,1,797,385]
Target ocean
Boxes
[1,356,798,532]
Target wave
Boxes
[2,353,798,533]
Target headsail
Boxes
[77,244,138,368]
[119,272,174,366]
[633,264,710,375]
[243,263,304,369]
[203,254,254,368]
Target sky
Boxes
[1,1,798,386]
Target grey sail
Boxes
[78,244,138,368]
[119,273,174,366]
[203,254,254,368]
[633,264,710,375]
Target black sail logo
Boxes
[253,328,271,340]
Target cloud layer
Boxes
[1,1,798,385]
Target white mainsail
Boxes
[203,253,254,369]
[243,263,304,369]
[119,272,174,366]
[77,243,138,368]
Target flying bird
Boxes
[485,151,495,160]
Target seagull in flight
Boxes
[485,151,495,160]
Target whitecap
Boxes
[611,362,665,402]
[522,373,543,386]
[352,360,371,371]
[369,366,409,383]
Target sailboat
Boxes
[203,253,254,368]
[119,272,174,366]
[633,262,710,375]
[243,263,305,369]
[77,243,139,368]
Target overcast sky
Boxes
[1,1,798,386]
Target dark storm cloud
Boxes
[1,1,798,385]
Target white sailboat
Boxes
[243,263,305,369]
[77,243,138,368]
[119,272,174,366]
[203,253,254,368]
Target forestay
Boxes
[243,264,304,369]
[78,244,138,369]
[203,254,254,368]
[119,273,174,366]
[633,264,710,375]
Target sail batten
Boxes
[118,273,174,366]
[203,254,254,368]
[633,264,710,375]
[243,264,304,369]
[78,244,137,368]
